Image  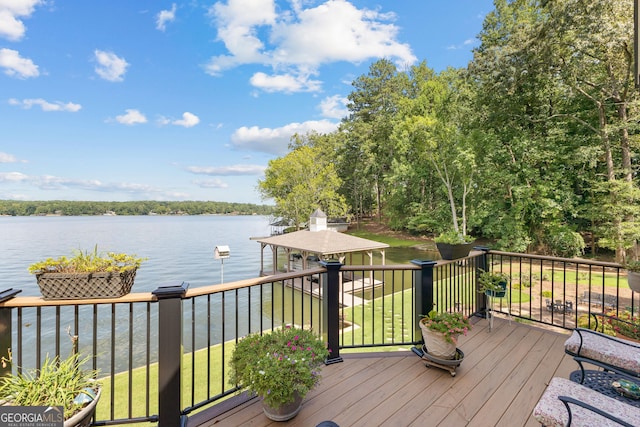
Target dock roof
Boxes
[254,229,389,256]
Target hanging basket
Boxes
[36,269,137,300]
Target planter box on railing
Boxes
[436,243,473,260]
[36,269,137,300]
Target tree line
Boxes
[258,0,639,262]
[0,200,274,217]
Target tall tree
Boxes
[388,65,476,236]
[340,59,408,222]
[469,0,589,252]
[540,0,640,261]
[258,133,348,229]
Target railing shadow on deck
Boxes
[0,249,636,425]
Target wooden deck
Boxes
[193,317,576,427]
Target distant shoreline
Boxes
[0,200,275,217]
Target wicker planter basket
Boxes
[36,269,137,300]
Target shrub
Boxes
[544,225,585,258]
[229,326,329,408]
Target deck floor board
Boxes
[194,317,576,427]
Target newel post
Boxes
[0,289,21,378]
[411,260,436,343]
[153,282,189,426]
[475,246,491,317]
[320,260,343,364]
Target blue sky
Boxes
[1,0,494,204]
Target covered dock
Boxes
[253,209,389,275]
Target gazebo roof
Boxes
[255,229,389,256]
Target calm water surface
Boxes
[0,215,273,296]
[1,215,437,370]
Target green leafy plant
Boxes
[603,311,640,340]
[229,325,330,408]
[420,310,472,344]
[28,245,146,274]
[477,271,510,294]
[434,230,474,244]
[625,260,640,273]
[433,230,474,245]
[579,311,640,341]
[0,352,100,420]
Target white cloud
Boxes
[115,109,147,125]
[0,171,29,182]
[231,119,339,155]
[158,112,200,127]
[156,3,177,31]
[3,171,156,193]
[447,38,477,51]
[194,179,229,189]
[172,112,200,127]
[250,71,321,93]
[205,0,416,93]
[0,48,39,78]
[0,170,188,200]
[0,0,43,41]
[204,0,276,75]
[319,95,348,119]
[94,50,129,82]
[186,164,266,176]
[0,152,18,163]
[9,98,81,112]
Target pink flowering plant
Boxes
[229,325,330,408]
[604,310,640,340]
[420,309,472,344]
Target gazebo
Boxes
[254,209,389,275]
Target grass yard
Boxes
[94,267,534,422]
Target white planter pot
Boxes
[65,386,101,427]
[419,319,457,360]
[628,271,640,293]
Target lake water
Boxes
[0,215,438,370]
[0,215,274,297]
[1,215,437,297]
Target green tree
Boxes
[388,65,476,236]
[258,134,348,229]
[340,59,409,222]
[539,0,640,261]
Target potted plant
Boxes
[28,246,146,299]
[478,271,510,298]
[419,309,472,360]
[229,325,330,421]
[0,351,101,427]
[434,230,475,260]
[625,260,640,293]
[578,311,640,343]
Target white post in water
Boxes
[214,245,230,283]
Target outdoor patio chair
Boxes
[565,314,640,380]
[533,377,640,427]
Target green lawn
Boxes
[96,341,237,423]
[96,270,526,422]
[346,229,421,247]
